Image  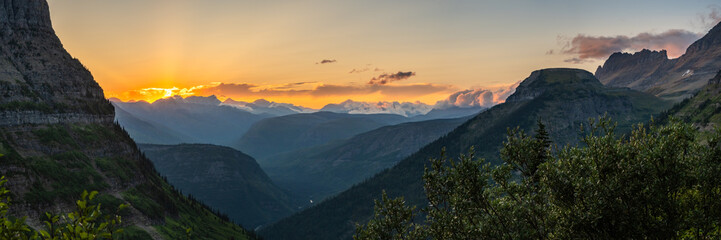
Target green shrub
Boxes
[0,177,125,239]
[356,119,721,239]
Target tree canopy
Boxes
[355,119,721,239]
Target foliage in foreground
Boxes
[355,119,721,239]
[0,176,126,240]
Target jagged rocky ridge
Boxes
[595,22,721,101]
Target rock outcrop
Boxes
[0,0,113,117]
[595,50,675,89]
[711,70,721,85]
[507,68,601,103]
[595,22,721,102]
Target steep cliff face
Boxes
[595,22,721,102]
[0,0,112,116]
[0,1,253,239]
[595,50,675,89]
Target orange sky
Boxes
[45,0,719,108]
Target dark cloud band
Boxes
[558,29,703,63]
[317,59,337,64]
[368,71,416,85]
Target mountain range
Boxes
[234,111,409,159]
[261,115,473,202]
[113,96,491,148]
[595,22,721,101]
[4,1,720,239]
[221,98,315,116]
[112,96,271,146]
[259,68,672,239]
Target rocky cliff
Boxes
[0,0,113,116]
[595,50,675,89]
[595,22,721,101]
[0,0,254,239]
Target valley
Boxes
[2,1,720,239]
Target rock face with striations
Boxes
[0,1,254,238]
[595,50,674,89]
[595,22,721,102]
[0,0,113,117]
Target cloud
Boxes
[563,57,592,64]
[316,59,337,64]
[434,84,517,109]
[559,29,704,61]
[349,65,383,74]
[699,5,721,30]
[368,71,416,85]
[349,68,369,74]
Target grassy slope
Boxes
[0,122,255,239]
[659,70,721,135]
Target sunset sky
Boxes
[46,0,720,108]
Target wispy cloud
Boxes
[563,57,592,64]
[368,71,416,85]
[698,5,721,30]
[316,59,337,64]
[349,65,383,74]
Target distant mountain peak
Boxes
[183,95,222,105]
[320,100,432,117]
[506,68,600,102]
[594,21,721,101]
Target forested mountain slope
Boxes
[260,68,672,240]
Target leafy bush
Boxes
[356,119,721,239]
[0,176,126,239]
